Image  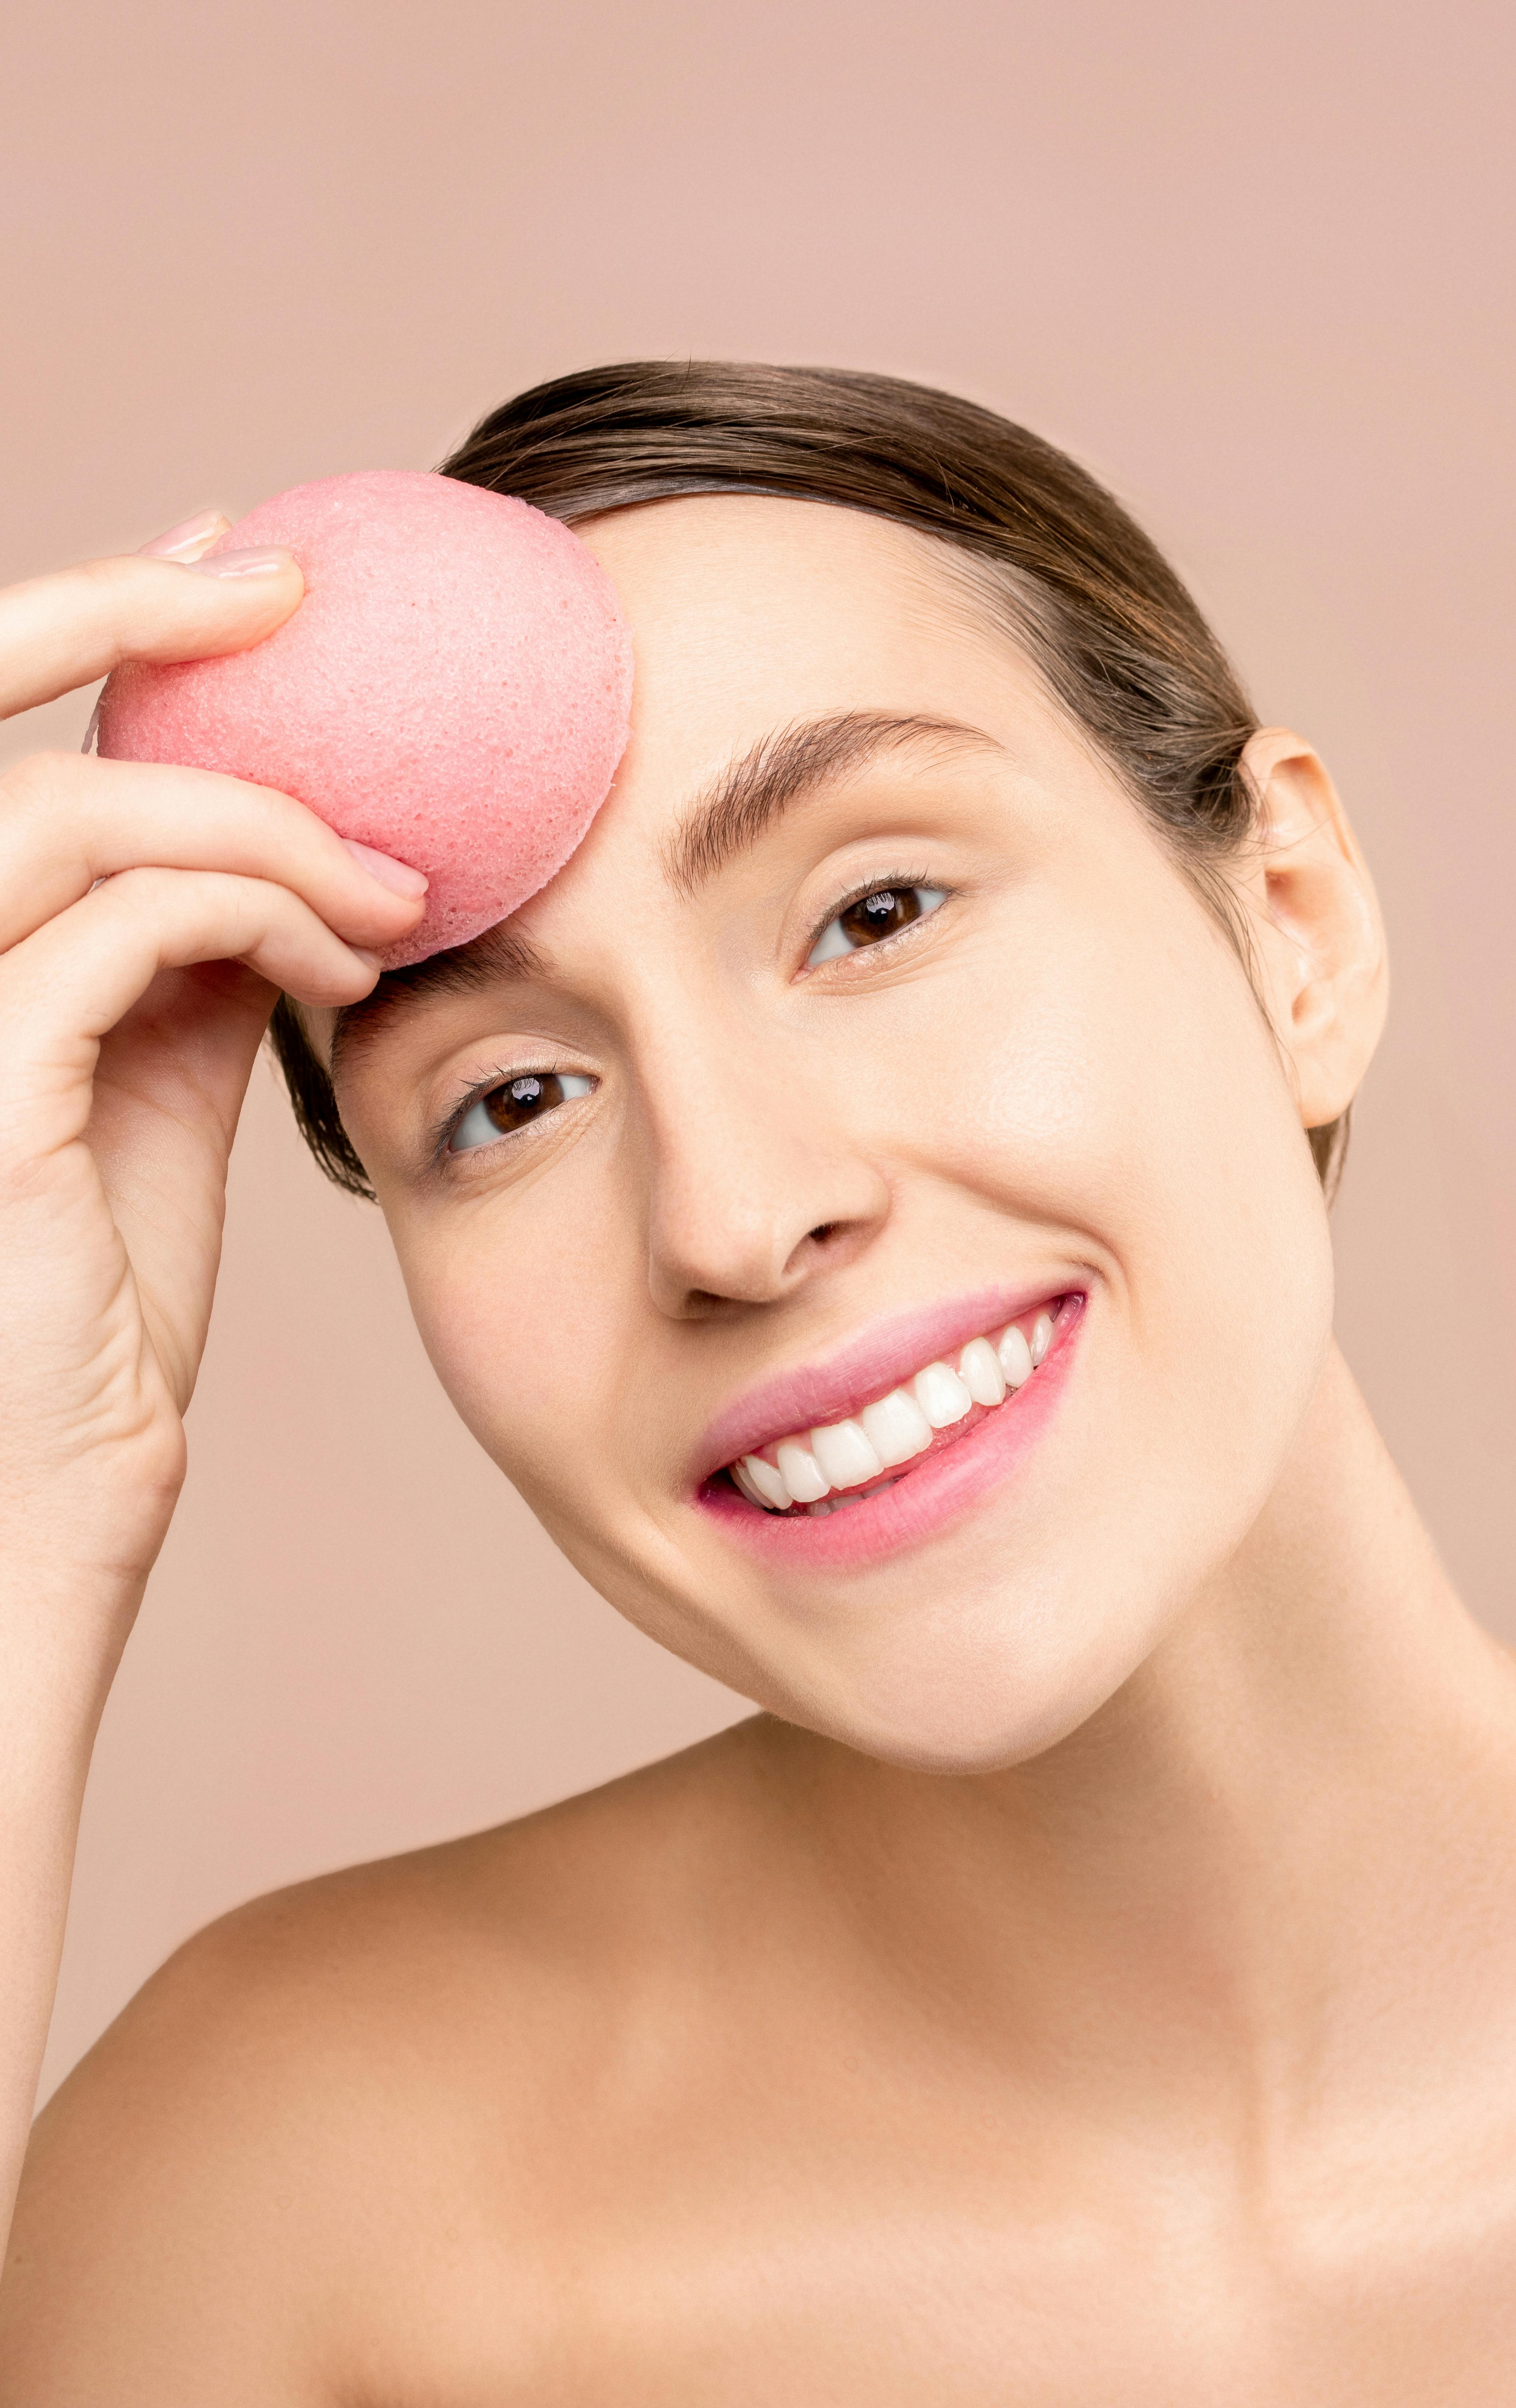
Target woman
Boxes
[3,363,1514,2400]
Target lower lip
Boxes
[696,1294,1084,1573]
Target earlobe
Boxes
[1238,729,1389,1133]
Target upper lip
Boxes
[690,1282,1073,1489]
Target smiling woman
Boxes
[3,365,1516,2403]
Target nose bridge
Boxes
[628,976,889,1314]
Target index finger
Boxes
[0,551,305,722]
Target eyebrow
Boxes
[664,710,1004,896]
[330,919,550,1081]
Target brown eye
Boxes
[807,884,948,967]
[839,889,921,944]
[485,1074,562,1133]
[450,1071,594,1154]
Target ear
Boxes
[1234,729,1388,1132]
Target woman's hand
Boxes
[0,527,425,1617]
[0,519,424,2242]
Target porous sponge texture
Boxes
[98,470,633,968]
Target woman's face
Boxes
[330,496,1337,1771]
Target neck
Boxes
[792,1345,1516,2121]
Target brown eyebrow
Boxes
[664,711,1004,897]
[329,920,550,1083]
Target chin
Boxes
[746,1563,1181,1778]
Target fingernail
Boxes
[342,838,429,900]
[186,547,297,580]
[138,508,229,562]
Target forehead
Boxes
[573,494,1026,779]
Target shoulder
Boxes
[0,1716,775,2403]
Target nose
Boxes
[637,1018,892,1320]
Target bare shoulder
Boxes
[0,1715,780,2404]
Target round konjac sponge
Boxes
[98,470,633,968]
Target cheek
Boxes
[875,885,1286,1244]
[390,1199,711,1667]
[888,883,1333,1531]
[387,1192,628,1501]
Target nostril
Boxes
[808,1223,837,1245]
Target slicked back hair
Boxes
[270,360,1346,1200]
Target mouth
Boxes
[699,1300,1075,1522]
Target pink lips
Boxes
[691,1284,1074,1484]
[692,1289,1085,1572]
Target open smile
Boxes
[694,1288,1084,1568]
[728,1299,1064,1514]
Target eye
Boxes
[806,884,947,967]
[449,1071,594,1155]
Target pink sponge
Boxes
[98,470,633,968]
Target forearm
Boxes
[0,1575,134,2252]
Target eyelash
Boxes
[801,870,949,968]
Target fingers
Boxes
[0,750,426,958]
[0,549,305,721]
[0,869,383,1157]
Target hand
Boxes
[0,521,425,1638]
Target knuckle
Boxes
[104,862,265,947]
[1,748,82,817]
[66,554,189,670]
[74,550,143,606]
[93,861,178,914]
[0,1142,60,1212]
[0,752,88,870]
[74,552,128,592]
[69,555,136,651]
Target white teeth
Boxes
[730,1302,1063,1510]
[738,1453,791,1511]
[860,1387,934,1468]
[957,1336,1006,1408]
[810,1418,883,1491]
[731,1459,766,1509]
[914,1360,974,1429]
[997,1323,1033,1388]
[775,1438,830,1504]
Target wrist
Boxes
[0,1558,145,1758]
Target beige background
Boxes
[4,0,1512,2104]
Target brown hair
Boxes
[270,360,1346,1199]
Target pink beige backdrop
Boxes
[4,0,1512,2102]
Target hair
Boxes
[270,359,1347,1200]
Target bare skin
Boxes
[3,496,1516,2400]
